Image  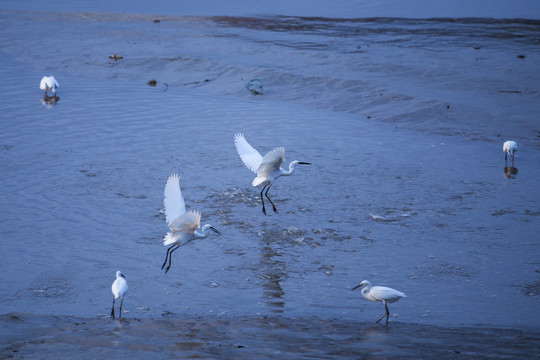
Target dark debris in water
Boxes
[492,209,540,217]
[184,79,211,86]
[116,193,147,199]
[416,260,479,280]
[492,209,515,216]
[245,79,264,95]
[519,281,540,298]
[79,169,97,177]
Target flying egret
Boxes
[40,76,59,96]
[351,280,406,325]
[162,173,221,274]
[234,133,311,215]
[111,271,128,319]
[503,140,518,167]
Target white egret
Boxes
[234,133,311,215]
[111,271,128,319]
[503,140,518,167]
[162,173,221,274]
[40,76,59,96]
[351,280,406,325]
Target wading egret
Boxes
[234,133,311,215]
[40,76,59,96]
[351,280,406,325]
[162,173,221,274]
[111,271,128,319]
[503,140,518,167]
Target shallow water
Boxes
[1,8,540,358]
[2,0,540,18]
[1,11,539,147]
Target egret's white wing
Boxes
[257,147,285,177]
[169,209,201,233]
[503,140,518,152]
[39,77,48,90]
[164,173,186,225]
[370,286,406,302]
[234,133,263,173]
[51,77,59,90]
[40,76,58,90]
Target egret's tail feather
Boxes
[252,177,266,187]
[163,232,176,246]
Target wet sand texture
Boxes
[1,313,540,359]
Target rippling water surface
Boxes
[0,9,539,359]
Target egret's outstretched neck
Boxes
[361,281,371,297]
[194,224,212,239]
[282,160,300,176]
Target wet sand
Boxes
[1,313,539,359]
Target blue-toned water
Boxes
[0,6,539,359]
[1,0,540,18]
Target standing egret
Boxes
[40,76,59,96]
[351,280,406,325]
[111,271,128,319]
[234,133,311,215]
[162,173,221,274]
[503,140,518,167]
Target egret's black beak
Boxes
[121,274,126,279]
[351,284,361,291]
[210,227,222,236]
[298,162,311,165]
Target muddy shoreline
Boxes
[2,313,539,359]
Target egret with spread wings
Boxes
[162,173,221,273]
[234,133,311,215]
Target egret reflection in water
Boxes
[503,166,518,179]
[258,228,288,313]
[40,94,60,106]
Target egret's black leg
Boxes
[505,152,508,167]
[260,184,267,216]
[165,245,180,274]
[111,298,115,319]
[265,184,278,214]
[161,244,176,270]
[119,298,124,319]
[376,302,390,325]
